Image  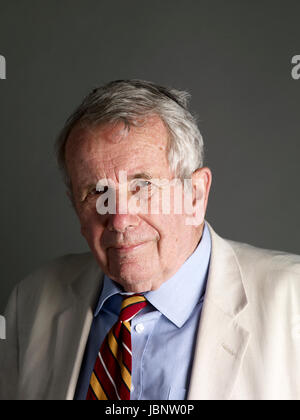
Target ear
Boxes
[185,167,212,226]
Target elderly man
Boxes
[1,80,300,400]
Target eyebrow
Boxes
[127,172,153,181]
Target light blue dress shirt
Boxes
[75,222,212,400]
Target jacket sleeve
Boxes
[0,286,19,400]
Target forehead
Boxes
[65,115,171,181]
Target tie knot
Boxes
[119,294,147,322]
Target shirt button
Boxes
[131,384,135,392]
[135,323,145,334]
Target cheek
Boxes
[80,217,108,267]
[77,207,104,243]
[143,214,180,255]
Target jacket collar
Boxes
[188,222,250,400]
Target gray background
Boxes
[0,0,299,312]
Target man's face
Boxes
[65,115,210,292]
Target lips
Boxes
[109,242,147,253]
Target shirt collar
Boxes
[94,222,212,328]
[145,222,211,327]
[94,274,122,317]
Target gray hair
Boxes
[55,79,204,191]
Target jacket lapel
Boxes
[188,224,250,400]
[47,259,103,400]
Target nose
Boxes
[99,183,141,233]
[106,192,140,232]
[107,212,140,233]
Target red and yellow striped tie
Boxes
[86,294,147,400]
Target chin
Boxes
[121,282,151,293]
[111,267,157,293]
[117,276,154,293]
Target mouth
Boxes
[109,242,148,253]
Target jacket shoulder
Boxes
[227,240,300,302]
[14,253,97,310]
[228,240,300,275]
[19,252,95,288]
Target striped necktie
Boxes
[86,294,147,400]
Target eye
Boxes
[89,185,109,197]
[135,180,152,191]
[131,180,152,193]
[129,180,155,202]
